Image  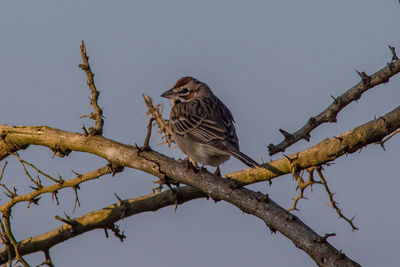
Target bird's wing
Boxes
[169,97,239,151]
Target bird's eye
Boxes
[181,88,189,94]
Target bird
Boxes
[161,76,260,176]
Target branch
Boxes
[229,105,400,184]
[78,40,104,136]
[2,215,29,266]
[316,167,358,231]
[1,105,400,187]
[0,186,206,264]
[0,126,369,266]
[268,46,400,155]
[0,165,113,213]
[1,104,399,265]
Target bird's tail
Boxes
[229,149,260,168]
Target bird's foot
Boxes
[182,158,199,173]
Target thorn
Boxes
[355,70,371,86]
[388,45,399,61]
[29,186,39,191]
[56,172,64,184]
[72,185,81,213]
[27,197,41,209]
[54,215,78,227]
[114,193,123,205]
[282,154,293,162]
[278,129,292,140]
[71,170,82,178]
[333,136,343,142]
[52,190,60,205]
[314,233,336,243]
[81,124,89,136]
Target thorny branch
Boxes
[79,40,104,136]
[287,167,321,212]
[0,165,113,213]
[0,187,206,264]
[268,45,400,156]
[0,104,398,261]
[316,167,358,231]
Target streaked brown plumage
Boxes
[161,76,259,175]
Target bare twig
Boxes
[143,117,155,148]
[78,40,104,136]
[37,249,54,267]
[288,168,321,212]
[14,153,59,184]
[3,214,29,266]
[268,48,400,155]
[143,94,174,147]
[0,161,7,183]
[316,167,358,231]
[375,128,400,150]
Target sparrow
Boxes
[161,76,260,176]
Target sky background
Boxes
[1,1,400,266]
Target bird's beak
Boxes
[161,88,174,98]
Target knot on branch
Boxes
[255,191,269,203]
[107,163,124,177]
[51,146,71,158]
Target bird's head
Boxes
[161,76,211,106]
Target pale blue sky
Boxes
[1,1,400,266]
